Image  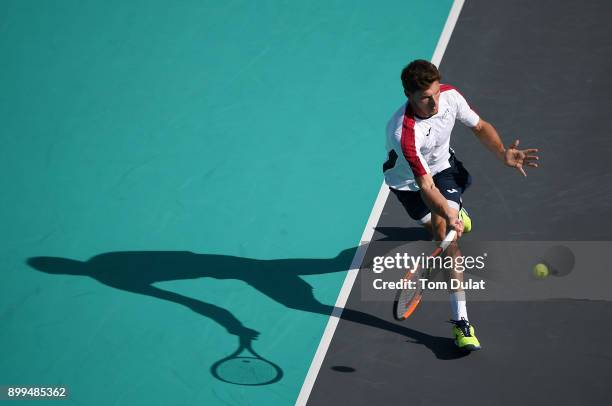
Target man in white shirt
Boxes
[384,60,539,350]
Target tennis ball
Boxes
[533,263,549,279]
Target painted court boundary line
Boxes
[295,1,466,404]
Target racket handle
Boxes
[439,230,457,250]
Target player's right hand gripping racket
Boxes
[393,229,457,320]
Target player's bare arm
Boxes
[415,173,464,237]
[472,119,540,177]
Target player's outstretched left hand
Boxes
[504,139,539,177]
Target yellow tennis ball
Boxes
[533,263,549,279]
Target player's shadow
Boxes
[27,249,466,362]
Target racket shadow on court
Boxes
[27,247,466,383]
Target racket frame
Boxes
[393,230,456,320]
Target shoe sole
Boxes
[454,340,481,351]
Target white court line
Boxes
[295,1,465,404]
[431,0,465,68]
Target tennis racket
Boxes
[211,336,283,386]
[393,229,457,320]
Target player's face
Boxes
[408,81,440,118]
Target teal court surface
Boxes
[4,1,612,405]
[1,1,453,405]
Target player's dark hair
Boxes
[401,60,441,94]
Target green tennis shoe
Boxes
[450,318,481,351]
[459,207,472,233]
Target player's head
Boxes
[401,60,441,118]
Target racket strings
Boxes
[214,355,282,385]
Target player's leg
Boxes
[431,208,481,350]
[429,207,464,294]
[430,208,464,307]
[433,159,481,351]
[388,188,432,237]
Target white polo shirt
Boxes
[383,84,480,191]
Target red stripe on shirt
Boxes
[400,104,428,177]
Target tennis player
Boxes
[383,59,539,350]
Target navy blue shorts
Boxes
[390,153,472,223]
